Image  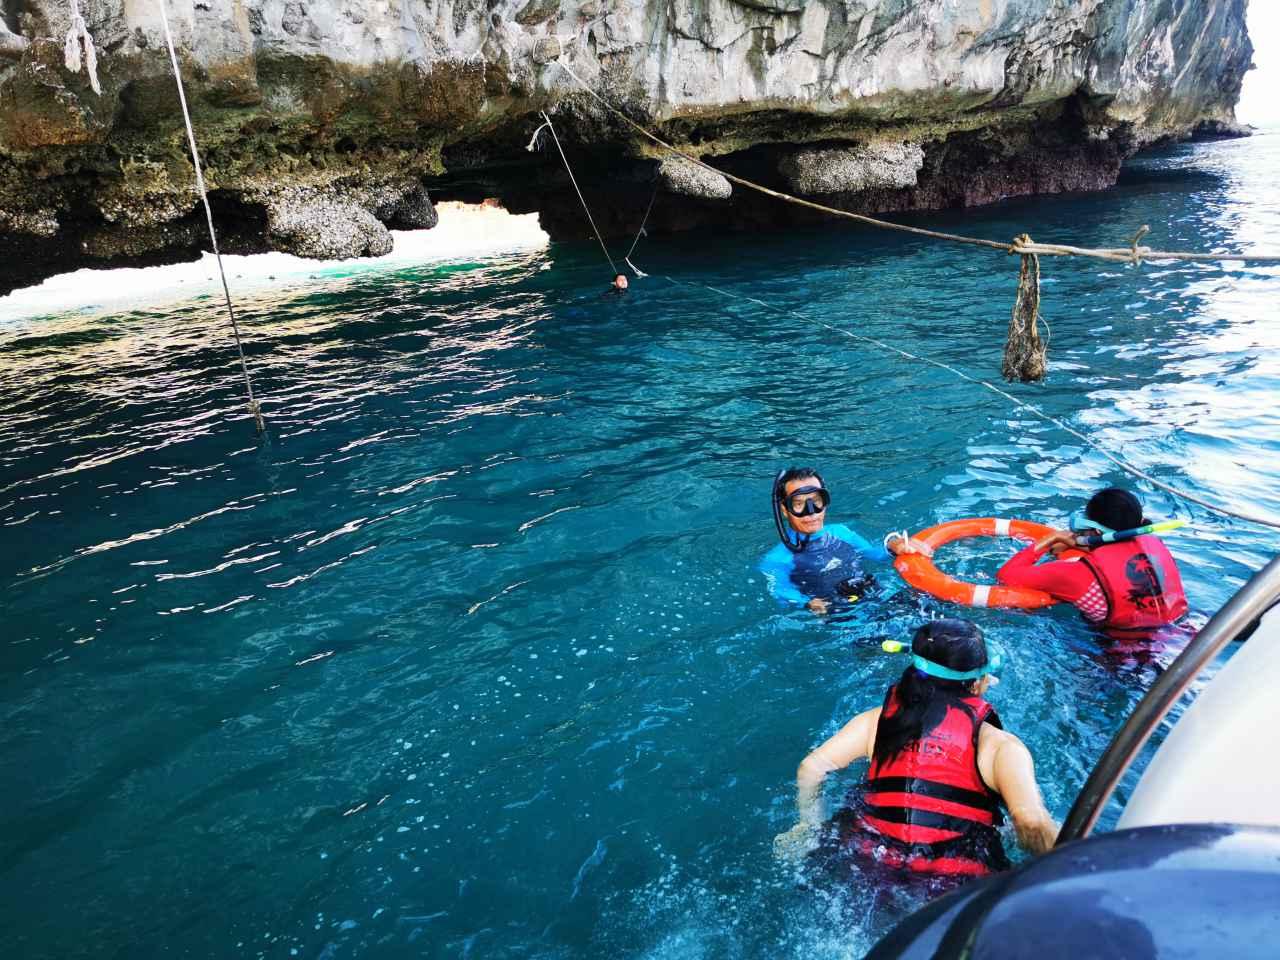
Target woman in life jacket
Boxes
[774,619,1058,879]
[996,487,1188,642]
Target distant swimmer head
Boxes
[1071,487,1148,536]
[772,467,829,552]
[613,273,629,290]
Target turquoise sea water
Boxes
[3,134,1280,960]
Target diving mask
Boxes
[1069,510,1114,535]
[880,638,1007,682]
[782,486,830,517]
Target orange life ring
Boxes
[893,518,1082,610]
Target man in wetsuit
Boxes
[996,487,1188,640]
[759,467,928,614]
[774,619,1058,876]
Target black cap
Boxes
[1085,488,1145,532]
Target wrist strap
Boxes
[883,529,909,552]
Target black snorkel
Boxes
[773,469,827,554]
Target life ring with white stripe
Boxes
[893,517,1082,610]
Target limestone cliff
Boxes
[0,0,1253,295]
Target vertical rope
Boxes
[623,180,659,278]
[156,0,266,434]
[540,110,619,277]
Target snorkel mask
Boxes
[880,637,1006,682]
[1069,511,1115,536]
[772,470,829,554]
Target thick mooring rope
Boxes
[663,274,1280,533]
[156,0,266,434]
[550,58,1280,267]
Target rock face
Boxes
[0,0,1254,294]
[779,142,926,195]
[657,156,732,200]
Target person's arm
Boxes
[759,548,808,606]
[774,707,880,860]
[982,727,1059,855]
[828,524,891,563]
[996,541,1092,602]
[996,541,1051,585]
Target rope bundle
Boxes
[1003,235,1046,383]
[63,0,101,94]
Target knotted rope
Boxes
[1003,235,1046,383]
[63,0,100,94]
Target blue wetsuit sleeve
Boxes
[829,524,891,563]
[759,546,808,605]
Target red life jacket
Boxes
[1078,535,1188,635]
[848,685,1007,876]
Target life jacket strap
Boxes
[865,775,999,814]
[860,803,992,834]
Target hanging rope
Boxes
[156,0,265,435]
[537,110,619,277]
[662,273,1280,533]
[63,0,101,94]
[623,181,659,278]
[1003,235,1046,382]
[549,58,1280,267]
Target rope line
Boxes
[551,59,1280,267]
[157,0,265,435]
[664,274,1280,532]
[625,181,659,260]
[623,181,659,277]
[540,60,1280,529]
[540,110,619,276]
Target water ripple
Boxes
[1,139,1279,959]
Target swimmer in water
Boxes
[759,467,931,614]
[997,487,1189,642]
[609,273,628,293]
[774,619,1058,878]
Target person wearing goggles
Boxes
[996,486,1188,640]
[760,466,931,614]
[774,619,1058,878]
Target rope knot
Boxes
[1129,225,1150,266]
[1010,233,1033,256]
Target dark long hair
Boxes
[872,619,989,767]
